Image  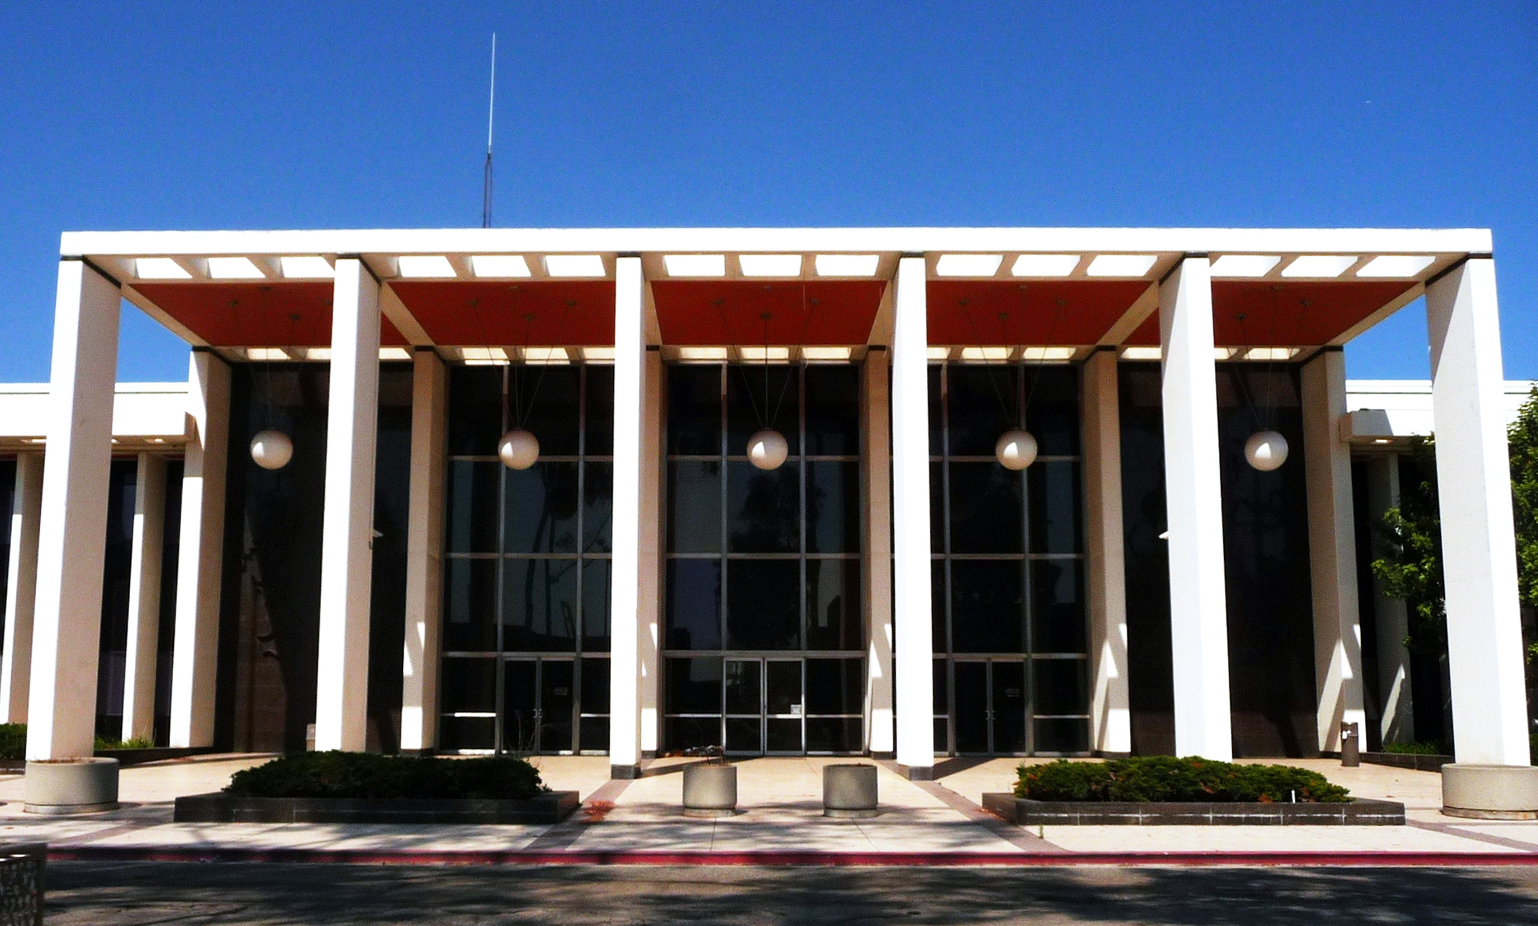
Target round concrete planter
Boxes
[24,757,120,815]
[1442,764,1538,820]
[681,763,737,818]
[823,763,879,818]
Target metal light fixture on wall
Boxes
[1243,429,1288,471]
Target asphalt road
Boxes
[45,861,1538,924]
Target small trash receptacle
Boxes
[823,764,879,818]
[1341,722,1361,768]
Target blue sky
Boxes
[0,1,1533,383]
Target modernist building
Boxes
[5,229,1532,804]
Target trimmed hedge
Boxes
[1015,756,1350,804]
[0,723,24,761]
[225,752,548,801]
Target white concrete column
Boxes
[1301,349,1366,754]
[609,255,645,777]
[637,346,664,756]
[314,258,382,753]
[863,348,895,756]
[1083,348,1131,755]
[1159,255,1233,761]
[1365,454,1414,744]
[892,255,935,777]
[400,349,446,752]
[27,260,120,760]
[1426,258,1529,766]
[121,453,167,743]
[170,350,231,748]
[0,453,43,723]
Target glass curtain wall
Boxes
[440,363,614,754]
[663,362,866,755]
[929,362,1090,755]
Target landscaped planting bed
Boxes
[982,756,1404,826]
[174,752,579,824]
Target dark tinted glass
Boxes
[806,461,859,554]
[580,657,610,714]
[667,657,722,713]
[1031,559,1086,653]
[439,715,495,751]
[728,364,799,455]
[447,366,503,456]
[803,365,859,455]
[667,461,721,554]
[948,462,1024,554]
[665,559,722,650]
[947,364,1019,456]
[726,560,800,649]
[1023,365,1080,457]
[516,365,580,456]
[439,657,497,712]
[932,561,948,652]
[583,462,613,554]
[446,461,500,554]
[581,560,611,651]
[927,364,944,454]
[668,716,723,749]
[1035,717,1090,753]
[443,558,497,651]
[805,717,861,752]
[766,660,802,715]
[579,716,610,752]
[1028,461,1082,554]
[806,658,864,714]
[933,659,948,713]
[805,558,862,650]
[540,660,575,751]
[930,461,945,550]
[505,463,580,554]
[950,559,1024,653]
[668,365,721,455]
[1033,658,1088,715]
[502,558,579,651]
[726,718,762,752]
[727,462,800,554]
[585,365,615,455]
[724,659,761,714]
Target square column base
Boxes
[610,763,642,780]
[897,764,934,782]
[1441,764,1538,819]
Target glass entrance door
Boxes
[721,658,804,755]
[952,660,1028,755]
[502,658,576,754]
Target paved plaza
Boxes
[0,753,1535,861]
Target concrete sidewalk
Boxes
[0,753,1535,864]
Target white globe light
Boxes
[995,429,1038,471]
[747,428,789,471]
[499,429,540,470]
[250,429,293,470]
[1244,430,1289,471]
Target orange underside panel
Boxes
[1124,280,1417,347]
[390,281,617,346]
[651,280,886,345]
[926,280,1150,345]
[134,282,408,347]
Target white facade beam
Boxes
[400,349,447,752]
[1426,258,1529,766]
[0,453,43,723]
[1083,349,1131,754]
[1300,349,1366,753]
[608,256,645,777]
[1159,256,1233,761]
[170,350,231,747]
[863,348,895,756]
[27,260,121,760]
[313,258,382,753]
[891,256,935,777]
[637,344,664,756]
[121,452,167,743]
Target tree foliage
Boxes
[1371,437,1445,655]
[1509,386,1538,613]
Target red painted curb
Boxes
[45,846,1538,868]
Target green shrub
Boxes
[1382,740,1448,756]
[1015,757,1350,804]
[0,724,25,761]
[94,736,154,751]
[225,752,547,801]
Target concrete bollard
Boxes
[681,763,737,818]
[823,763,879,818]
[24,758,120,815]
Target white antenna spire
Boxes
[482,32,496,228]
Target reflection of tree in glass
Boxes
[729,468,799,552]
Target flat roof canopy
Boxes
[65,227,1486,363]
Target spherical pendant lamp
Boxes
[747,428,789,471]
[1244,429,1289,472]
[499,428,540,470]
[250,429,294,471]
[995,428,1038,471]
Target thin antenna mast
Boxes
[482,33,496,228]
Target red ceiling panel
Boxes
[390,280,616,345]
[1123,280,1417,346]
[134,282,408,346]
[651,280,886,345]
[925,280,1150,345]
